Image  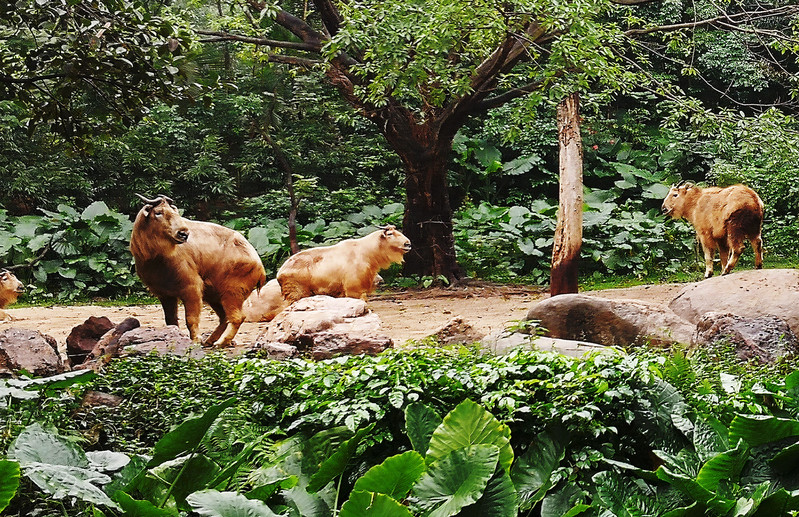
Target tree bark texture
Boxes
[550,92,583,296]
[399,138,464,282]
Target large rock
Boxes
[116,326,205,359]
[670,269,799,334]
[256,296,392,360]
[526,294,694,346]
[481,330,607,358]
[693,312,799,363]
[66,316,115,366]
[0,328,67,376]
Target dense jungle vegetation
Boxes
[3,0,799,514]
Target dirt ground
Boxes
[0,280,689,348]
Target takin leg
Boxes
[211,294,246,347]
[205,299,228,346]
[697,235,716,279]
[721,236,746,275]
[160,296,179,327]
[182,291,204,344]
[717,241,730,274]
[752,235,763,269]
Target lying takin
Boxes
[0,269,24,320]
[129,195,266,346]
[243,274,384,323]
[276,225,411,304]
[661,182,763,278]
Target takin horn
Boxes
[136,193,164,205]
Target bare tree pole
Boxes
[550,92,583,296]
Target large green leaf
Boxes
[23,463,117,509]
[412,444,499,517]
[307,423,374,493]
[186,489,283,517]
[9,423,87,467]
[113,491,177,516]
[148,397,236,467]
[695,441,748,492]
[540,484,590,517]
[82,201,111,220]
[750,487,799,516]
[458,465,517,517]
[352,451,426,500]
[405,402,441,455]
[0,460,20,513]
[426,399,513,473]
[510,428,567,508]
[281,485,331,517]
[339,490,414,517]
[729,415,799,447]
[656,465,722,511]
[170,455,222,509]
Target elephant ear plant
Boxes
[0,396,570,516]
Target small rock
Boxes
[81,390,124,408]
[66,316,115,366]
[428,317,485,345]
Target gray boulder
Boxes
[0,328,67,376]
[670,269,799,334]
[256,296,392,360]
[527,294,694,346]
[693,312,799,363]
[481,330,606,358]
[116,326,205,359]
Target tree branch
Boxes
[312,0,341,37]
[267,54,321,67]
[196,30,321,52]
[626,5,799,36]
[610,0,660,5]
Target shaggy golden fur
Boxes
[129,196,266,346]
[0,269,24,309]
[0,269,24,320]
[243,275,384,322]
[662,183,763,278]
[277,226,411,303]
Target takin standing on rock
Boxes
[0,269,25,320]
[276,225,411,304]
[129,195,267,347]
[243,274,385,322]
[661,181,764,278]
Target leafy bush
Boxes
[7,346,799,515]
[0,202,138,301]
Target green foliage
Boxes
[9,345,799,514]
[0,202,137,301]
[0,0,196,139]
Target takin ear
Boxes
[141,205,153,218]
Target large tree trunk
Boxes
[550,92,583,295]
[395,138,464,283]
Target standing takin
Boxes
[0,269,24,320]
[129,195,266,346]
[276,225,411,304]
[661,182,764,278]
